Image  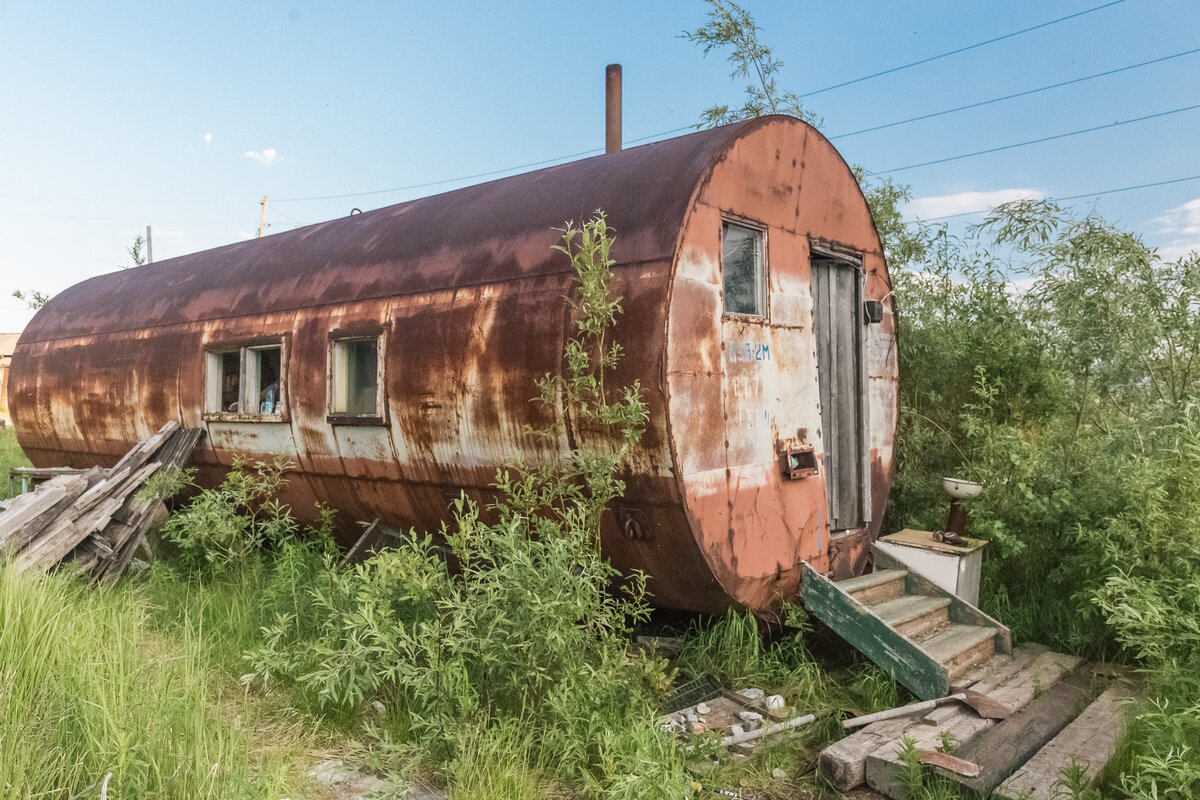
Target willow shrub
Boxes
[886,201,1200,797]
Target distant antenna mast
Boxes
[257,196,269,238]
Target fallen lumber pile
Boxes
[818,644,1140,800]
[0,421,203,581]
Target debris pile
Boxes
[0,421,202,581]
[661,676,813,754]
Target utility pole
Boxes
[145,225,153,263]
[257,196,269,238]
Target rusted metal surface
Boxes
[10,116,897,615]
[605,64,622,153]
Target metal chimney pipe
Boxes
[605,64,622,153]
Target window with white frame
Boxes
[329,335,383,419]
[722,220,766,317]
[205,342,284,418]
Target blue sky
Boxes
[2,0,1198,332]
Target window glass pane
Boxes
[252,347,281,415]
[333,338,379,415]
[219,351,241,412]
[722,222,764,316]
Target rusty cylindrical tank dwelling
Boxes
[10,115,898,615]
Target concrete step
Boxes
[873,594,951,640]
[921,623,998,677]
[837,568,908,606]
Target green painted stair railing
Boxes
[800,563,951,700]
[800,548,1012,701]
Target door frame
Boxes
[810,243,872,531]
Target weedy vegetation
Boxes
[0,564,316,799]
[234,213,684,798]
[0,426,30,499]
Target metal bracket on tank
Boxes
[618,508,651,541]
[781,444,818,480]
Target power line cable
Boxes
[278,53,1196,205]
[910,174,1200,223]
[275,146,605,202]
[274,123,708,203]
[875,102,1200,175]
[799,0,1131,98]
[832,47,1200,140]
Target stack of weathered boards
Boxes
[820,644,1137,800]
[0,421,202,581]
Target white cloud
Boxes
[244,147,279,166]
[907,188,1045,221]
[1150,198,1200,260]
[203,132,213,146]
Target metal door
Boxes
[812,256,870,531]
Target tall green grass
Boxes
[0,425,30,499]
[0,565,307,799]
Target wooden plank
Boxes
[865,650,1082,799]
[819,717,919,791]
[0,469,103,552]
[925,650,1080,725]
[994,683,1136,800]
[939,666,1099,794]
[840,569,908,606]
[918,751,979,778]
[817,645,1042,792]
[13,463,157,571]
[101,503,166,581]
[872,543,1012,654]
[873,594,951,639]
[801,563,949,701]
[0,480,71,543]
[951,645,1048,692]
[921,624,997,678]
[108,420,179,477]
[9,466,93,480]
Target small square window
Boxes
[330,336,382,420]
[204,342,284,419]
[722,221,766,317]
[249,346,282,415]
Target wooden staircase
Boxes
[805,542,1139,800]
[800,543,1012,701]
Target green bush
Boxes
[160,455,304,573]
